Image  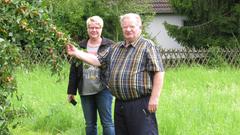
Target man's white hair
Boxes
[120,13,142,28]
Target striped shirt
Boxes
[98,36,164,100]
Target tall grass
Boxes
[11,65,240,135]
[159,66,240,135]
[12,65,87,135]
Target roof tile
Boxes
[151,0,174,13]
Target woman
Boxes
[67,16,115,135]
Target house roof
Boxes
[151,0,174,13]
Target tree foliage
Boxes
[165,0,240,48]
[0,0,73,133]
[44,0,154,42]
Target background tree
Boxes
[165,0,240,49]
[43,0,154,42]
[0,0,72,134]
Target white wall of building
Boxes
[146,14,186,48]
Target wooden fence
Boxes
[159,47,240,68]
[21,47,240,68]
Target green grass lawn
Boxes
[11,65,240,135]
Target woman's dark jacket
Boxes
[67,37,113,95]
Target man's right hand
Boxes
[66,43,101,66]
[66,44,78,57]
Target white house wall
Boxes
[146,14,186,48]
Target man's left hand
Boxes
[148,96,159,113]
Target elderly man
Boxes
[66,13,165,135]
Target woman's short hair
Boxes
[86,16,104,28]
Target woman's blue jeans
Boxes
[80,89,115,135]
